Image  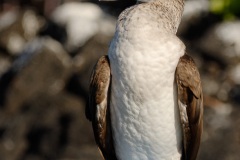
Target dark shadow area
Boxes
[58,113,72,147]
[0,69,16,108]
[180,13,222,40]
[65,74,89,101]
[25,126,51,155]
[39,19,67,44]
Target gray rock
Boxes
[4,37,72,112]
[51,2,116,52]
[71,32,112,93]
[0,55,11,76]
[179,0,209,34]
[199,21,240,61]
[0,9,44,55]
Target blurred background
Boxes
[0,0,239,159]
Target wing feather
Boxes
[176,54,203,160]
[86,55,117,160]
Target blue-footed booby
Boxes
[86,0,203,160]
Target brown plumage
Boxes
[176,54,203,160]
[86,0,203,159]
[86,55,117,160]
[86,54,203,160]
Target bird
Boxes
[86,0,203,160]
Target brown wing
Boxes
[86,55,117,160]
[175,54,203,160]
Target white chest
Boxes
[107,3,185,159]
[108,31,185,160]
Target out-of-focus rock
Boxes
[0,91,96,160]
[199,21,240,61]
[197,20,240,103]
[3,37,72,113]
[0,9,44,55]
[229,85,240,105]
[0,55,11,76]
[71,32,112,93]
[51,2,116,52]
[179,0,209,35]
[0,113,28,160]
[200,100,240,160]
[39,20,67,44]
[19,92,94,160]
[204,96,232,130]
[230,64,240,85]
[0,9,18,31]
[215,21,240,58]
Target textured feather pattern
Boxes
[86,0,203,159]
[87,55,117,160]
[175,54,203,160]
[108,1,186,159]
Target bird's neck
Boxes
[137,0,184,5]
[140,0,184,34]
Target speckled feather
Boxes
[176,55,203,160]
[87,56,117,160]
[109,1,185,159]
[86,0,203,160]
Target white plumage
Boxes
[108,2,185,159]
[87,1,203,160]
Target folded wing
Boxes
[176,54,203,160]
[86,55,117,160]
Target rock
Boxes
[200,102,240,160]
[229,85,240,105]
[0,9,44,55]
[199,21,240,61]
[51,2,116,52]
[69,32,112,96]
[0,55,11,76]
[230,64,240,85]
[179,0,210,34]
[2,37,72,112]
[18,92,94,160]
[215,21,240,58]
[0,90,95,160]
[0,9,18,32]
[39,19,67,44]
[197,20,240,103]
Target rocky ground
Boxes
[0,0,239,160]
